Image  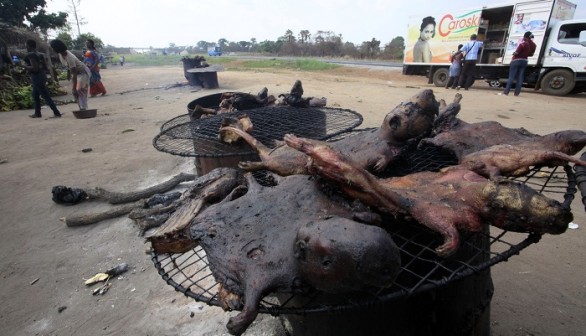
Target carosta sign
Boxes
[405,9,481,63]
[438,10,481,37]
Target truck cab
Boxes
[207,47,222,57]
[537,19,586,95]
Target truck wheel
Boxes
[432,68,449,87]
[487,80,502,88]
[541,69,575,96]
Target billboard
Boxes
[404,9,482,64]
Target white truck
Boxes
[402,0,586,95]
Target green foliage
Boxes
[57,69,68,80]
[56,31,75,49]
[239,59,339,71]
[0,0,67,30]
[123,54,184,66]
[72,33,104,50]
[0,81,66,111]
[107,53,338,72]
[28,9,68,36]
[0,84,32,111]
[257,40,284,53]
[0,0,45,26]
[383,36,405,60]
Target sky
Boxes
[44,0,586,48]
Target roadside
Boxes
[0,64,584,336]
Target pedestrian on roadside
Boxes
[49,39,91,111]
[446,44,464,89]
[457,34,484,90]
[18,39,62,119]
[85,39,107,97]
[120,55,125,66]
[503,31,536,96]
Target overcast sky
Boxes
[44,0,586,48]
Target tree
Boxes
[238,41,251,51]
[217,38,228,50]
[282,29,295,43]
[257,40,282,54]
[0,0,68,30]
[383,36,405,60]
[56,31,74,49]
[72,32,103,50]
[196,40,210,52]
[28,9,68,39]
[67,0,86,36]
[314,31,343,57]
[298,30,311,43]
[360,38,381,58]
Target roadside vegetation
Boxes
[114,54,341,72]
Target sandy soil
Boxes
[0,62,584,336]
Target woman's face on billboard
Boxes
[420,24,435,41]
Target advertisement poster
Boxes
[404,9,481,64]
[551,0,577,22]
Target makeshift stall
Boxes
[150,93,581,336]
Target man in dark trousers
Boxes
[456,34,484,91]
[19,39,62,118]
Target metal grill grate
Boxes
[152,106,363,157]
[150,143,578,315]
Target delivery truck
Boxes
[402,0,586,95]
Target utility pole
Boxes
[69,0,85,36]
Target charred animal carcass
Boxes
[421,98,586,179]
[148,170,401,336]
[276,80,327,107]
[219,88,276,111]
[422,108,586,161]
[284,134,573,257]
[458,144,586,180]
[220,89,441,177]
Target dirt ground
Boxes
[0,62,584,336]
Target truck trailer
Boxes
[402,0,586,95]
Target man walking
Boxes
[457,34,484,91]
[19,39,62,118]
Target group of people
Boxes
[445,34,485,91]
[21,38,108,119]
[445,32,536,95]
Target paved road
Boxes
[324,59,402,69]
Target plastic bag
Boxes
[51,186,88,205]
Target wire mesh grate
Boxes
[153,106,363,157]
[151,141,578,315]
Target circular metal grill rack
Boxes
[150,142,579,316]
[153,105,364,158]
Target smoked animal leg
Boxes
[226,284,262,336]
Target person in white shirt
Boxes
[456,34,484,90]
[49,39,91,110]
